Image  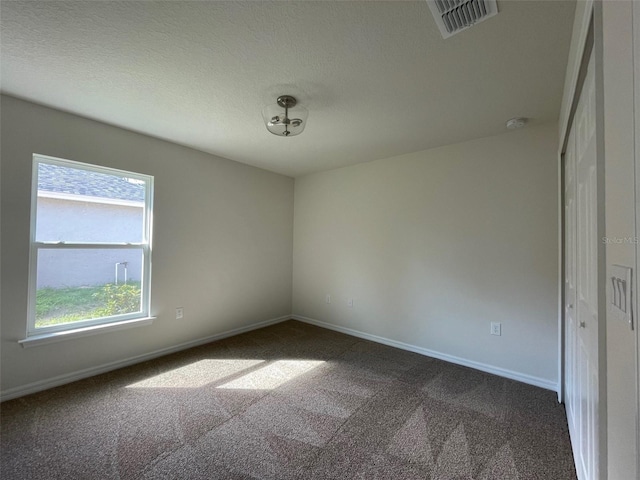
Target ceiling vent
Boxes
[427,0,498,39]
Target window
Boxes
[27,154,153,336]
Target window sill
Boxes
[19,317,156,348]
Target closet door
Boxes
[564,124,577,436]
[565,50,599,480]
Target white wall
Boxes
[0,95,294,395]
[601,1,639,478]
[293,123,559,387]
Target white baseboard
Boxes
[292,314,559,393]
[0,315,291,402]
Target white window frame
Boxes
[26,154,154,337]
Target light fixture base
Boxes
[277,95,297,109]
[506,117,528,130]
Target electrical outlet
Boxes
[326,294,331,304]
[490,322,501,336]
[347,298,354,308]
[176,307,184,320]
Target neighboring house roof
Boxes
[38,163,145,202]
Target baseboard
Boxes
[292,314,559,393]
[0,315,291,402]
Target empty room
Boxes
[1,1,638,479]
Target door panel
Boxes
[565,124,577,435]
[565,50,598,480]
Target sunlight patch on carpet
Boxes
[126,359,264,389]
[217,360,324,390]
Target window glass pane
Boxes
[35,248,143,329]
[35,162,146,243]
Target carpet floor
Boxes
[1,320,577,479]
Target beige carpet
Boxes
[1,320,577,479]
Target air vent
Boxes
[426,0,498,39]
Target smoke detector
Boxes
[506,117,528,130]
[427,0,499,39]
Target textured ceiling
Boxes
[0,1,575,177]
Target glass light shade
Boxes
[262,103,308,137]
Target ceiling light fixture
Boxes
[262,95,308,137]
[506,117,528,130]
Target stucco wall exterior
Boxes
[36,196,143,288]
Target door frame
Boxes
[633,1,640,475]
[593,4,609,476]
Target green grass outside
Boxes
[35,283,141,328]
